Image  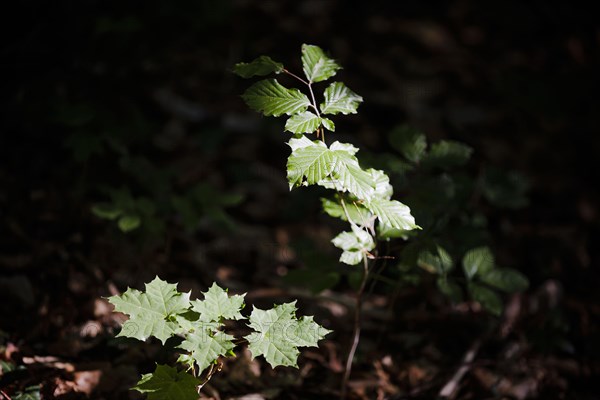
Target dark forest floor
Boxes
[1,1,599,399]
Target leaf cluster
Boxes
[108,277,331,397]
[235,44,420,267]
[368,125,530,314]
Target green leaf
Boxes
[321,117,335,131]
[301,44,341,83]
[286,139,334,188]
[367,197,418,230]
[328,143,376,200]
[389,125,427,163]
[177,330,235,373]
[241,79,311,117]
[331,225,375,265]
[285,111,323,134]
[108,277,191,344]
[437,277,463,303]
[480,268,529,293]
[118,214,141,232]
[232,55,284,78]
[320,82,363,115]
[368,168,393,199]
[417,245,453,274]
[376,223,417,240]
[422,140,473,169]
[133,364,201,400]
[245,302,331,368]
[91,203,122,220]
[190,283,245,322]
[468,282,503,316]
[320,196,372,224]
[462,246,494,280]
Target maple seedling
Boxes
[109,277,331,398]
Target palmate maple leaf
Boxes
[245,302,331,368]
[108,277,191,344]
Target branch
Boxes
[438,338,482,399]
[340,256,370,399]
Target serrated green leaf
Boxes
[118,214,141,232]
[301,44,341,83]
[331,225,375,265]
[108,277,191,344]
[232,55,284,78]
[287,135,314,151]
[91,203,122,220]
[190,283,245,322]
[321,117,335,131]
[462,246,494,280]
[242,79,311,117]
[367,198,418,230]
[286,140,334,188]
[284,111,322,134]
[133,364,201,400]
[320,196,372,224]
[437,277,463,303]
[320,82,363,115]
[330,141,359,155]
[177,330,236,374]
[245,302,331,368]
[328,144,376,200]
[368,168,393,199]
[422,140,473,169]
[480,268,529,293]
[417,245,453,274]
[389,125,427,163]
[376,223,417,241]
[287,140,376,200]
[468,282,503,316]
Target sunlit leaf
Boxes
[246,302,331,368]
[320,82,363,115]
[177,330,235,373]
[367,198,418,230]
[331,225,375,265]
[286,139,334,188]
[233,55,284,78]
[242,79,311,117]
[321,196,372,224]
[284,111,323,134]
[108,277,191,344]
[190,283,245,322]
[301,44,341,83]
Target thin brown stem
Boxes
[282,69,309,85]
[340,256,370,400]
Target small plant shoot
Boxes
[234,44,529,398]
